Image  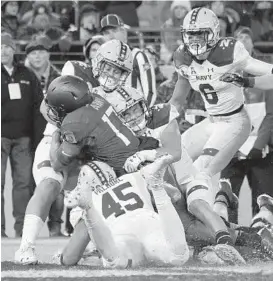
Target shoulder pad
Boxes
[173,45,193,69]
[208,37,237,67]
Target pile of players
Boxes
[15,7,273,267]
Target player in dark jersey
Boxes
[47,75,158,177]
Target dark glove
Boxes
[138,136,159,151]
[247,148,263,160]
[220,73,254,88]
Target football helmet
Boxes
[105,86,148,134]
[181,7,220,56]
[78,160,117,189]
[92,39,133,92]
[45,75,93,127]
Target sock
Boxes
[214,201,229,221]
[215,230,233,245]
[20,214,44,248]
[151,186,189,261]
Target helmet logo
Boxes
[119,42,127,62]
[86,162,108,185]
[190,8,201,25]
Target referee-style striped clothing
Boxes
[126,47,157,107]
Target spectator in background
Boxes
[25,35,60,95]
[220,27,273,223]
[24,36,65,237]
[1,33,45,237]
[18,1,62,41]
[83,35,105,64]
[251,1,273,42]
[160,0,191,64]
[209,0,235,36]
[1,1,22,39]
[79,3,100,42]
[20,1,61,29]
[94,1,142,27]
[100,14,157,107]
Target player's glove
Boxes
[220,73,255,88]
[124,150,157,173]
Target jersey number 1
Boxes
[102,181,144,219]
[102,107,131,146]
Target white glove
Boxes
[124,150,157,173]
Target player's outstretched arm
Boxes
[168,75,191,114]
[243,56,273,76]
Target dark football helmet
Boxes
[45,75,93,127]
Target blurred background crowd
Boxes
[2,0,273,237]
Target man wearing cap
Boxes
[25,36,66,237]
[100,14,157,107]
[25,36,60,95]
[1,33,45,237]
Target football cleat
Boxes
[141,154,174,189]
[212,244,246,265]
[64,166,94,210]
[197,246,225,265]
[215,179,239,210]
[258,226,273,260]
[14,244,38,265]
[257,194,273,210]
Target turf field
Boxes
[2,238,273,281]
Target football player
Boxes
[169,7,273,245]
[95,78,246,263]
[60,154,190,268]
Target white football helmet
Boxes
[104,86,149,134]
[181,7,220,56]
[78,160,117,188]
[92,39,133,92]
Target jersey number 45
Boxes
[102,181,144,219]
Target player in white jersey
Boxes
[93,74,246,263]
[169,7,273,233]
[60,154,189,268]
[171,7,273,179]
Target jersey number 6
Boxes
[102,107,131,146]
[199,83,218,105]
[102,181,144,219]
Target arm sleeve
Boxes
[134,51,157,107]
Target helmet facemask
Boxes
[119,101,147,135]
[45,99,66,128]
[97,60,129,92]
[182,28,215,56]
